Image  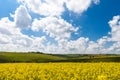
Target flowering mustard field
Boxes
[0,63,120,80]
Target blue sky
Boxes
[62,0,120,41]
[0,0,120,54]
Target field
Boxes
[0,52,120,62]
[0,63,120,80]
[0,52,120,80]
[0,52,67,63]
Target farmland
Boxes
[0,52,120,80]
[0,52,120,63]
[0,63,120,80]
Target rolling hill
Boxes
[0,52,120,63]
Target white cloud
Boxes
[13,5,31,28]
[32,16,79,40]
[0,17,13,35]
[104,15,120,54]
[0,15,120,54]
[85,15,120,54]
[97,36,108,45]
[66,0,91,14]
[0,4,47,52]
[40,37,89,54]
[1,0,120,54]
[17,0,100,16]
[65,37,89,53]
[0,17,14,44]
[0,16,46,52]
[108,15,120,41]
[18,0,65,17]
[28,36,46,52]
[110,42,120,53]
[44,43,58,53]
[85,41,99,53]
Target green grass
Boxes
[0,52,66,63]
[0,52,120,63]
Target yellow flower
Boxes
[97,75,108,80]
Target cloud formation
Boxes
[32,16,78,40]
[18,0,65,17]
[0,17,46,52]
[66,0,91,14]
[13,5,31,28]
[17,0,98,16]
[109,15,120,41]
[0,0,120,54]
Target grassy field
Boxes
[0,52,66,63]
[0,63,120,80]
[0,52,120,63]
[0,52,120,80]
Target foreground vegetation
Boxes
[0,52,120,62]
[0,63,120,80]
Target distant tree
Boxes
[90,55,94,59]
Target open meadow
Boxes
[0,52,120,63]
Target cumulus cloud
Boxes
[1,0,120,54]
[0,16,46,52]
[0,15,120,54]
[108,15,120,41]
[17,0,99,16]
[0,17,13,35]
[13,5,31,28]
[66,0,91,14]
[0,17,26,51]
[85,15,120,54]
[0,17,14,44]
[65,37,89,53]
[32,16,79,40]
[18,0,65,17]
[41,37,89,54]
[105,15,120,53]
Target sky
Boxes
[0,0,120,54]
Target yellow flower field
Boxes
[0,63,120,80]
